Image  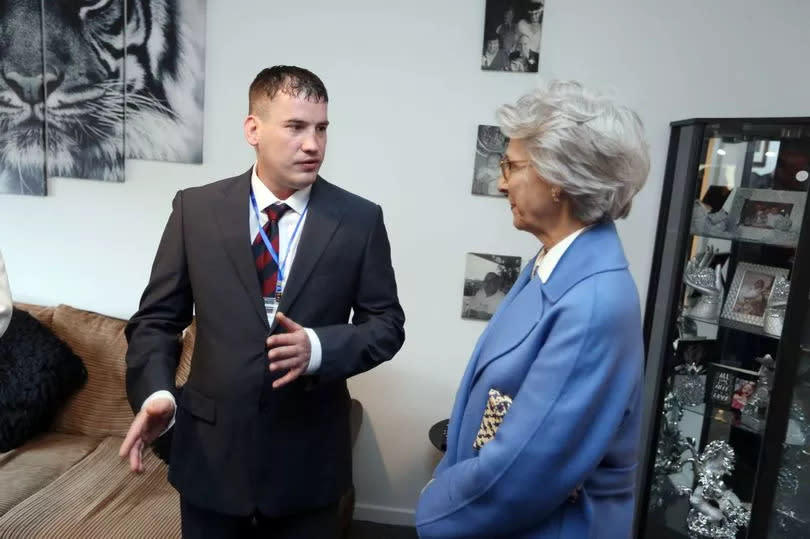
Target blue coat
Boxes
[416,221,644,538]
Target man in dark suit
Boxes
[118,66,405,538]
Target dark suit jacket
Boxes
[125,169,405,517]
[482,50,509,71]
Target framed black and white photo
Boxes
[726,188,805,246]
[472,125,508,197]
[462,253,522,321]
[0,0,206,195]
[482,0,542,73]
[721,262,789,327]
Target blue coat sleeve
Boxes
[415,278,642,538]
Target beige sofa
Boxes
[0,304,359,538]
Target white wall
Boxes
[1,0,809,525]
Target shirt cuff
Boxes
[304,328,322,374]
[141,390,177,436]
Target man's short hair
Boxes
[249,66,328,114]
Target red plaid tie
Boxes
[252,203,290,296]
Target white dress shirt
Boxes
[533,227,589,283]
[0,250,12,339]
[142,165,324,430]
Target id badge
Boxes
[263,296,280,325]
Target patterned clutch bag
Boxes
[474,389,513,450]
[473,388,583,504]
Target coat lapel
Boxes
[212,169,268,327]
[270,178,343,334]
[468,221,630,385]
[470,267,543,385]
[444,259,538,464]
[539,220,629,304]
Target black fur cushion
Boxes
[0,308,87,452]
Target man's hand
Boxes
[118,397,174,473]
[266,312,311,389]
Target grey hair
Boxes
[496,80,650,223]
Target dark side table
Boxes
[428,419,449,452]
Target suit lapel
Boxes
[270,178,343,333]
[213,169,268,327]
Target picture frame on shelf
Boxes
[709,366,736,407]
[752,140,770,167]
[726,188,805,246]
[701,185,733,213]
[730,375,758,413]
[674,337,716,368]
[721,262,789,329]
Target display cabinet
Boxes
[636,118,810,538]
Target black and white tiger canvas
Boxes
[0,0,206,196]
[0,0,47,196]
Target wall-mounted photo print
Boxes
[462,253,522,321]
[482,0,543,73]
[472,125,508,197]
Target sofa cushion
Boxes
[0,432,101,518]
[12,303,54,330]
[47,305,134,438]
[0,309,88,452]
[0,437,181,538]
[49,305,195,439]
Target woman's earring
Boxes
[551,189,561,203]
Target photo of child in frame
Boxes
[738,199,794,230]
[731,378,757,411]
[731,270,775,318]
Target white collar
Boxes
[533,226,590,283]
[251,164,312,215]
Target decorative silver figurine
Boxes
[683,247,724,323]
[683,440,751,539]
[763,277,790,337]
[692,200,730,236]
[741,354,776,431]
[674,343,707,407]
[651,392,696,508]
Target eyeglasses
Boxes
[499,156,530,181]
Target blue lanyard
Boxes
[250,190,308,290]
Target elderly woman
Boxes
[416,81,649,538]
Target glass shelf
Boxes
[682,313,781,340]
[690,231,799,250]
